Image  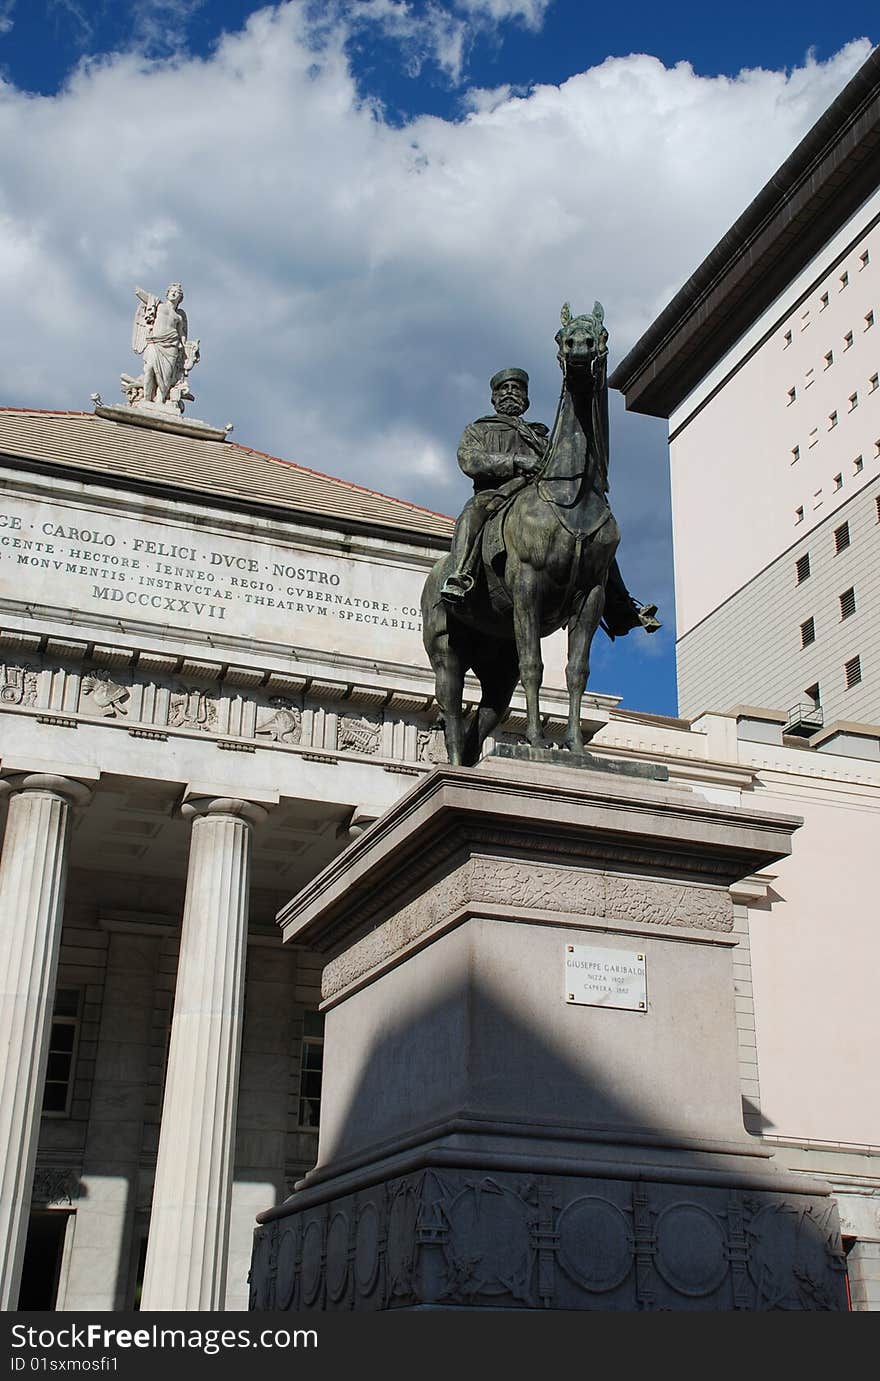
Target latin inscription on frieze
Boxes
[565,944,646,1012]
[0,496,427,663]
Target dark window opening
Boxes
[17,1211,70,1310]
[844,655,862,689]
[834,522,851,554]
[42,989,80,1116]
[297,1010,325,1130]
[796,553,811,584]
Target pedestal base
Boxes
[251,756,848,1311]
[251,1164,845,1312]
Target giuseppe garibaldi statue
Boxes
[440,366,659,638]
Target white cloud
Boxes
[455,0,549,29]
[0,2,872,648]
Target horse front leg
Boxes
[511,565,545,750]
[564,583,605,753]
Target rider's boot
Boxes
[440,572,474,603]
[441,517,481,604]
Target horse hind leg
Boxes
[462,643,520,766]
[564,582,605,754]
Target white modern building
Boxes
[608,44,880,1310]
[611,44,880,737]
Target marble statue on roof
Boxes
[120,282,201,416]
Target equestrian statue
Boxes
[422,301,659,767]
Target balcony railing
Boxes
[784,702,824,738]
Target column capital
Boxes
[179,795,268,827]
[0,772,93,806]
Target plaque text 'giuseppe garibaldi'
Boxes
[565,944,647,1012]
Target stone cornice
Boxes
[278,758,802,955]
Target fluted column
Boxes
[140,796,267,1312]
[0,772,92,1311]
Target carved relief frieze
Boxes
[322,864,474,998]
[337,713,381,756]
[417,725,448,764]
[81,669,129,718]
[322,856,733,997]
[250,1169,848,1312]
[0,663,38,706]
[255,698,302,744]
[604,875,732,931]
[470,857,605,915]
[167,684,217,732]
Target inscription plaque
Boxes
[565,944,646,1012]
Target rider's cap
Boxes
[490,367,529,392]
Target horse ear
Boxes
[560,302,572,327]
[593,301,604,327]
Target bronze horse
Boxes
[422,302,624,767]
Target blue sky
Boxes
[0,2,876,715]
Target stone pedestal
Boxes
[251,754,848,1311]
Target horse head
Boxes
[555,301,608,386]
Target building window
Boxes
[41,989,80,1116]
[808,427,819,448]
[794,505,804,524]
[819,292,829,310]
[823,351,833,369]
[297,1010,324,1130]
[796,553,811,583]
[869,373,879,393]
[801,309,811,330]
[860,250,870,269]
[833,473,843,490]
[840,271,849,290]
[805,682,821,709]
[853,454,864,474]
[812,488,823,510]
[848,392,858,411]
[876,495,880,521]
[839,587,856,620]
[828,410,838,429]
[843,330,854,350]
[791,444,800,464]
[834,521,850,554]
[804,367,814,388]
[844,655,862,689]
[787,387,797,405]
[866,310,875,330]
[800,617,816,648]
[783,330,792,348]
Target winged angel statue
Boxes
[121,283,200,414]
